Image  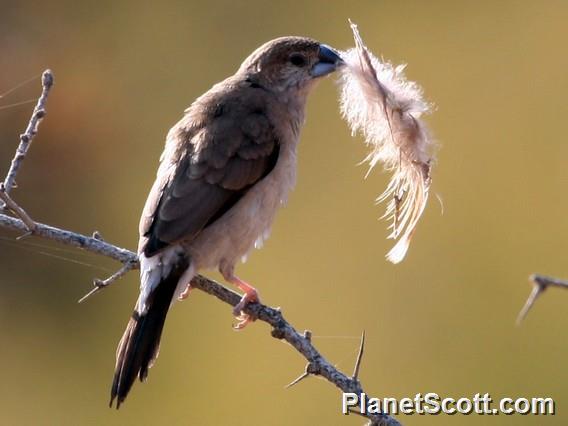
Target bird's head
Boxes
[238,36,344,95]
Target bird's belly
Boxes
[186,143,297,273]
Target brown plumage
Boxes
[142,90,281,257]
[110,36,343,408]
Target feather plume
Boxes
[338,21,435,263]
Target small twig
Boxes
[0,183,37,232]
[517,274,568,324]
[78,260,138,303]
[1,70,53,204]
[352,330,366,380]
[0,213,137,265]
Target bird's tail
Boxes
[109,255,189,409]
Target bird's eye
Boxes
[289,53,307,67]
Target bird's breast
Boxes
[185,140,298,272]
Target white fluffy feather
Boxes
[339,22,435,263]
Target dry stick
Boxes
[77,260,138,304]
[517,274,568,325]
[0,183,37,232]
[0,70,401,426]
[0,213,136,264]
[1,70,53,203]
[0,69,135,291]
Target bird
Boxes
[109,36,344,408]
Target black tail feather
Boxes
[109,257,188,409]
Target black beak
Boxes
[311,44,344,77]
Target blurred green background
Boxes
[1,1,567,425]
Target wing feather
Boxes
[141,90,279,257]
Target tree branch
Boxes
[0,182,37,232]
[0,213,137,264]
[517,274,568,324]
[0,70,401,426]
[78,260,138,304]
[1,70,53,204]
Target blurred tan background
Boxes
[1,1,567,425]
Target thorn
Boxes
[77,262,135,304]
[283,331,315,388]
[516,280,546,326]
[77,286,102,304]
[77,278,107,303]
[285,359,320,389]
[16,231,33,240]
[352,330,366,379]
[285,371,310,389]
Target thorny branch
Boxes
[517,274,568,325]
[0,70,401,426]
[77,259,138,304]
[0,183,36,232]
[1,70,53,206]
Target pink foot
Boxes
[229,277,260,330]
[178,283,193,301]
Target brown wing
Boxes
[141,95,279,257]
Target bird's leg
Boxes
[228,276,260,330]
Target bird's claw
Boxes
[178,284,192,301]
[233,312,254,330]
[232,290,259,330]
